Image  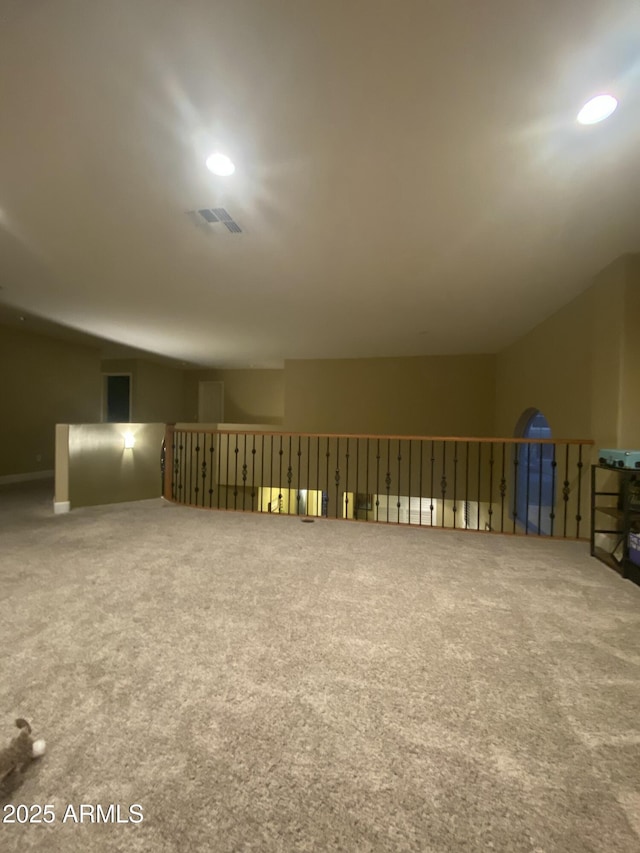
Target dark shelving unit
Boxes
[591,464,640,585]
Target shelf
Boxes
[594,506,623,519]
[591,465,639,579]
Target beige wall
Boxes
[495,288,594,440]
[67,422,165,507]
[589,257,627,449]
[0,325,101,477]
[101,358,187,423]
[284,355,496,436]
[619,255,640,448]
[183,369,285,425]
[495,253,639,450]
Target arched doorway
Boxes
[515,409,554,535]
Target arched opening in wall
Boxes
[515,408,554,535]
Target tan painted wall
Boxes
[495,253,639,454]
[495,288,594,441]
[589,258,627,449]
[0,325,101,477]
[67,422,165,507]
[619,255,640,448]
[283,355,496,436]
[183,369,285,425]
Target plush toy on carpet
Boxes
[0,718,46,798]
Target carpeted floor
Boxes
[1,479,639,852]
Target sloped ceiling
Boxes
[0,0,638,366]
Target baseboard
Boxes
[53,500,71,515]
[0,470,54,485]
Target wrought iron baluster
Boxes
[189,431,194,505]
[452,441,458,529]
[194,434,201,503]
[537,440,543,535]
[315,437,320,516]
[576,444,584,539]
[525,443,531,535]
[396,439,402,524]
[465,441,470,529]
[366,438,370,523]
[430,440,435,527]
[184,430,189,504]
[375,439,381,522]
[251,435,256,512]
[182,432,187,504]
[563,444,569,538]
[355,437,360,521]
[278,435,284,514]
[208,434,215,508]
[408,440,412,526]
[326,437,331,518]
[224,433,230,510]
[549,444,556,536]
[172,433,178,501]
[296,436,302,516]
[419,439,423,527]
[499,443,506,532]
[344,437,350,519]
[242,434,248,511]
[214,430,222,509]
[512,445,519,533]
[260,434,265,512]
[335,437,341,519]
[233,434,240,510]
[201,435,208,507]
[477,441,482,531]
[386,439,391,523]
[161,437,166,496]
[286,435,293,515]
[270,435,275,512]
[440,441,447,528]
[488,442,494,532]
[306,436,311,515]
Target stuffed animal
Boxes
[0,719,46,798]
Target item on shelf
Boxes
[597,449,640,469]
[628,481,640,512]
[629,531,640,568]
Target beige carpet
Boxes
[1,479,640,852]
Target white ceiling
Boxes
[0,0,638,367]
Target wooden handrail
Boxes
[168,426,594,445]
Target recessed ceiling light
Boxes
[205,152,235,176]
[577,94,618,125]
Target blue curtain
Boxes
[517,412,554,535]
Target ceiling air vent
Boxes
[212,208,233,222]
[198,208,218,223]
[186,207,243,234]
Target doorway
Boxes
[198,381,224,424]
[103,374,132,422]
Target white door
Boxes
[198,381,224,423]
